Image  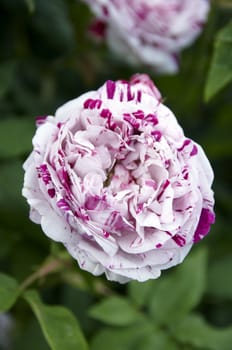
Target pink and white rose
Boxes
[23,74,215,283]
[83,0,210,73]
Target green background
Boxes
[0,1,232,349]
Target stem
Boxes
[19,254,116,297]
[19,255,71,292]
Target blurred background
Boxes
[0,0,232,349]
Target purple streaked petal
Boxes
[193,208,215,243]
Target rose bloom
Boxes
[83,0,210,73]
[23,74,215,283]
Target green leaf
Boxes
[205,20,232,101]
[0,117,34,158]
[135,328,179,350]
[128,280,154,308]
[0,62,16,98]
[25,0,35,13]
[0,273,19,312]
[173,314,232,350]
[207,254,232,299]
[23,290,88,350]
[28,0,75,57]
[13,317,50,350]
[88,296,142,326]
[91,323,152,350]
[91,323,179,350]
[0,160,25,206]
[149,248,207,326]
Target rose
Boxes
[23,74,215,283]
[83,0,210,73]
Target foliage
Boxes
[205,19,232,101]
[0,1,232,349]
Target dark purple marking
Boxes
[156,243,162,248]
[190,144,198,156]
[133,110,144,119]
[103,230,110,238]
[89,19,106,38]
[83,98,102,109]
[182,168,189,180]
[85,195,101,210]
[137,90,142,102]
[127,84,134,101]
[151,130,162,141]
[57,198,71,212]
[75,209,89,222]
[165,159,171,169]
[100,109,116,129]
[119,89,124,102]
[166,231,172,237]
[172,234,186,247]
[102,5,109,16]
[136,202,144,214]
[193,21,204,29]
[171,52,180,67]
[37,164,51,185]
[100,108,112,118]
[58,149,65,159]
[48,188,56,198]
[57,122,63,129]
[123,113,140,129]
[58,167,70,189]
[178,139,191,152]
[157,180,170,201]
[146,114,158,125]
[36,116,47,127]
[193,208,215,243]
[136,4,149,20]
[106,80,116,99]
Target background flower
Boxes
[23,74,215,283]
[83,0,210,73]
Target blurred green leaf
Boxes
[0,61,16,98]
[205,20,232,101]
[135,327,179,350]
[199,103,232,158]
[90,323,152,350]
[207,254,232,299]
[173,313,232,350]
[61,284,96,335]
[149,249,207,326]
[28,0,75,58]
[0,273,19,312]
[91,323,179,350]
[128,280,154,308]
[25,0,35,13]
[13,317,50,350]
[24,290,88,350]
[0,160,25,206]
[88,296,142,326]
[0,117,34,158]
